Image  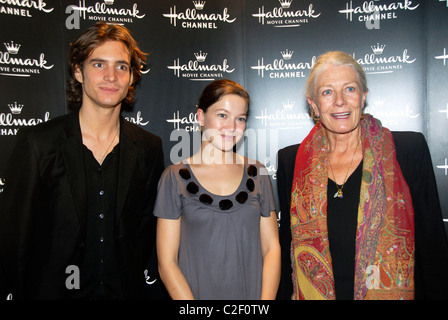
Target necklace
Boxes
[99,124,120,165]
[328,137,360,199]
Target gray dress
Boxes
[154,158,276,300]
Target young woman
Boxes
[154,79,281,300]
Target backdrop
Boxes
[1,0,447,299]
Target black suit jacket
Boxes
[0,111,164,299]
[276,131,448,299]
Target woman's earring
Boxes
[313,114,321,126]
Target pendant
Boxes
[334,189,343,199]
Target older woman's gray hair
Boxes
[306,51,368,102]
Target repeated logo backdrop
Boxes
[0,0,447,299]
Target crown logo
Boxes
[8,102,24,114]
[279,0,293,8]
[281,49,294,60]
[282,100,295,110]
[371,43,385,55]
[104,0,114,5]
[193,1,206,10]
[4,41,21,54]
[194,50,207,62]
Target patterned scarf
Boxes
[290,114,414,300]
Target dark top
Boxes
[72,144,122,299]
[327,160,363,300]
[154,159,276,299]
[276,131,448,300]
[0,112,165,299]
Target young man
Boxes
[0,22,164,299]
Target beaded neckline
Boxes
[179,162,258,211]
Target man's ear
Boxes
[129,70,134,87]
[74,65,83,84]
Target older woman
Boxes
[276,51,448,300]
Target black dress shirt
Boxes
[73,144,122,299]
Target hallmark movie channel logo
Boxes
[339,0,419,24]
[0,0,54,18]
[435,48,448,66]
[251,49,315,79]
[0,101,50,135]
[365,95,420,127]
[254,99,311,129]
[437,158,448,176]
[163,1,236,29]
[354,43,416,74]
[65,0,145,29]
[167,50,235,81]
[166,109,199,132]
[252,0,321,28]
[439,103,448,120]
[124,110,149,127]
[0,41,54,77]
